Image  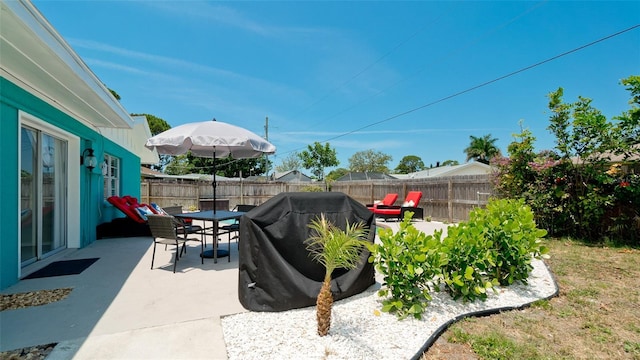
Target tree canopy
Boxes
[326,167,349,181]
[137,113,171,136]
[394,155,425,174]
[186,155,270,178]
[300,142,339,181]
[275,152,302,173]
[441,159,460,166]
[348,149,392,173]
[133,113,172,171]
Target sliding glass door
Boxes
[20,126,68,265]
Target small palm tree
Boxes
[464,134,501,164]
[306,214,369,336]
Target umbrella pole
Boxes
[213,149,217,215]
[213,148,218,263]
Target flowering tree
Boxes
[493,76,639,244]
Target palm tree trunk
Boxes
[316,275,333,336]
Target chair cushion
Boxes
[372,207,401,216]
[107,196,146,223]
[381,193,398,206]
[150,203,170,215]
[135,206,155,221]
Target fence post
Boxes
[370,182,374,204]
[143,182,150,204]
[448,178,453,223]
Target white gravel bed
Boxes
[221,258,558,360]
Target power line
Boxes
[312,1,549,128]
[320,24,640,143]
[292,11,445,123]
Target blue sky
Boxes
[34,1,639,171]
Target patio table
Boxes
[174,210,246,263]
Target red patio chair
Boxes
[372,191,423,221]
[366,193,398,210]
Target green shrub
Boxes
[301,185,324,192]
[369,199,549,317]
[367,212,446,319]
[441,221,498,301]
[441,198,548,301]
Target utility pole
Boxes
[264,116,269,181]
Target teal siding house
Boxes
[0,0,156,289]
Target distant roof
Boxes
[335,172,396,181]
[394,162,492,179]
[570,145,640,164]
[272,170,312,182]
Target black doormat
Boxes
[23,258,100,279]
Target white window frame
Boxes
[103,154,120,200]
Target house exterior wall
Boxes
[0,77,141,290]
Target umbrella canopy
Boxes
[145,119,276,213]
[145,119,276,158]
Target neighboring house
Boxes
[570,146,640,174]
[393,162,493,179]
[141,166,166,179]
[1,0,147,289]
[334,172,397,181]
[271,170,313,182]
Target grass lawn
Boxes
[423,238,640,360]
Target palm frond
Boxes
[306,214,369,274]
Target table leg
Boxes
[213,220,218,263]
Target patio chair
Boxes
[372,191,424,221]
[218,204,257,250]
[366,193,398,210]
[147,214,204,272]
[162,205,204,237]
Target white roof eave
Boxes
[1,0,134,129]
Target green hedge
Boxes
[368,198,549,319]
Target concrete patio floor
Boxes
[0,220,450,359]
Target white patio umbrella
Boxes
[145,118,276,214]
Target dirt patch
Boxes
[0,344,56,360]
[0,288,72,359]
[1,288,72,311]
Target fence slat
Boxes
[140,174,493,221]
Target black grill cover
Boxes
[238,192,376,312]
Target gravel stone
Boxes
[221,259,557,360]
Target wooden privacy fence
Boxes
[140,174,494,222]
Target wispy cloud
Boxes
[69,38,306,110]
[140,1,328,38]
[83,58,170,78]
[281,128,509,136]
[68,38,237,78]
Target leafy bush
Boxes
[442,199,548,301]
[367,212,446,319]
[370,199,549,316]
[441,222,498,301]
[492,77,640,245]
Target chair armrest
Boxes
[374,205,401,210]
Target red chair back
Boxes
[404,191,422,206]
[381,193,398,206]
